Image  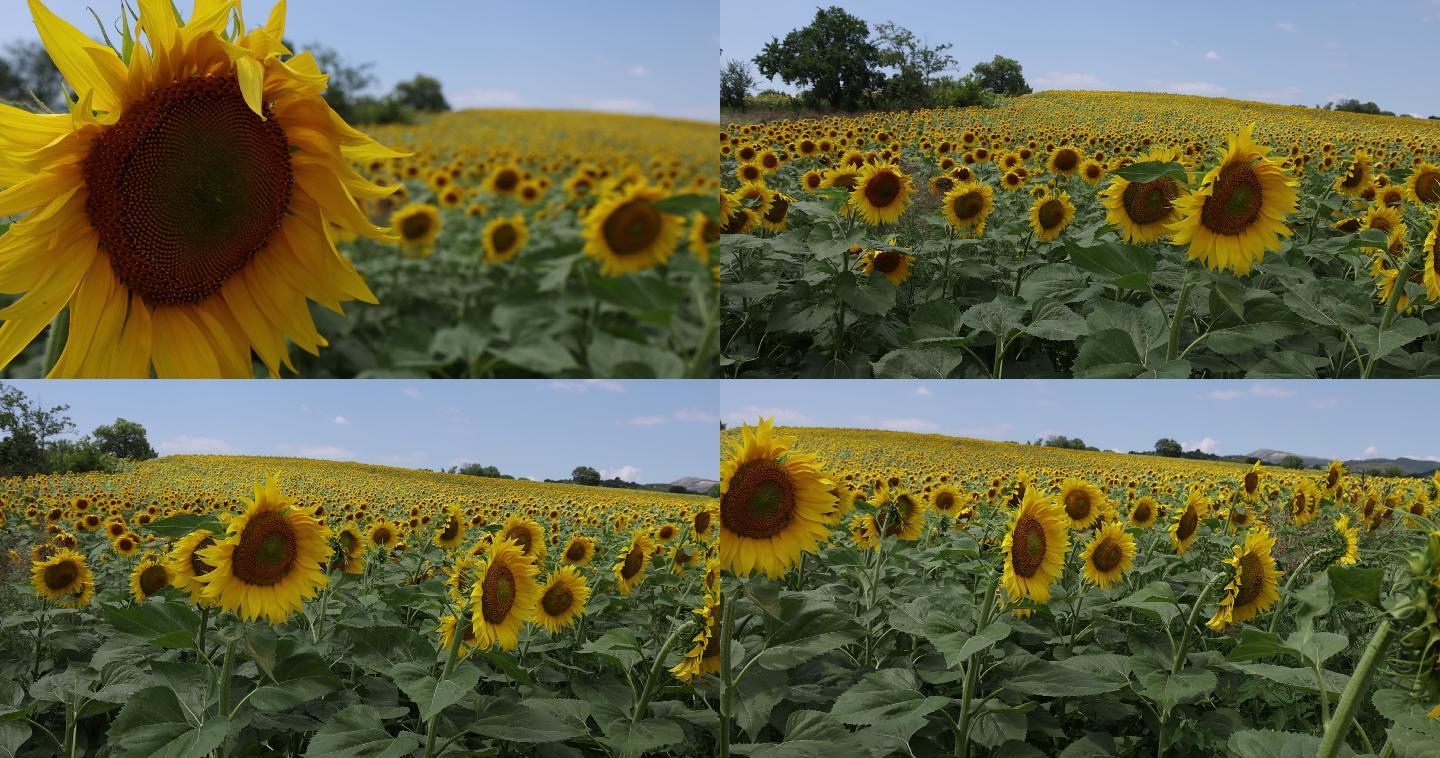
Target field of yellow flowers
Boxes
[1,455,719,756]
[715,420,1440,757]
[720,91,1440,378]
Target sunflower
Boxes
[1057,478,1105,530]
[437,612,478,657]
[582,182,682,276]
[1333,150,1373,197]
[393,202,442,250]
[368,518,399,550]
[446,556,483,604]
[1048,146,1083,177]
[1325,460,1348,497]
[499,515,547,561]
[1172,491,1207,555]
[486,166,522,195]
[331,526,365,574]
[760,193,792,232]
[693,506,717,542]
[689,211,719,264]
[880,488,927,541]
[941,181,994,231]
[534,565,590,633]
[1207,526,1283,630]
[1407,162,1440,205]
[30,548,91,603]
[848,163,913,225]
[614,530,654,595]
[1029,191,1076,241]
[930,484,963,516]
[1079,159,1106,185]
[561,534,596,566]
[720,418,836,578]
[850,513,879,550]
[0,0,403,377]
[113,533,140,557]
[1241,460,1263,502]
[468,537,539,651]
[433,505,466,550]
[1168,124,1299,275]
[1100,151,1188,243]
[1081,522,1136,588]
[1001,487,1069,605]
[858,249,913,286]
[1334,514,1360,566]
[1129,496,1160,528]
[198,476,332,623]
[1424,210,1440,302]
[482,215,529,264]
[130,552,172,602]
[670,592,721,683]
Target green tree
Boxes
[454,463,507,478]
[392,75,449,113]
[0,41,64,110]
[753,7,884,111]
[1154,438,1183,457]
[872,21,954,108]
[720,59,757,110]
[92,418,157,461]
[571,466,601,486]
[0,383,74,476]
[1279,455,1306,470]
[970,55,1031,96]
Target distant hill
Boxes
[645,477,717,494]
[1244,449,1439,476]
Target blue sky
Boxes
[722,0,1440,116]
[11,380,719,483]
[721,381,1439,462]
[3,0,717,121]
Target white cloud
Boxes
[628,65,649,77]
[1404,454,1440,463]
[1205,384,1294,401]
[1144,80,1228,97]
[452,89,536,109]
[722,406,810,426]
[1277,21,1296,32]
[1362,445,1381,457]
[332,415,350,425]
[401,387,422,399]
[1183,437,1222,454]
[626,408,718,426]
[853,416,941,434]
[914,386,932,397]
[602,465,643,482]
[565,96,656,115]
[549,380,625,393]
[273,444,354,461]
[159,436,237,455]
[1205,389,1245,401]
[1204,50,1222,60]
[1033,71,1107,90]
[1311,397,1340,409]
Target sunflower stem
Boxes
[1166,273,1194,362]
[631,624,684,729]
[423,609,467,758]
[1266,549,1323,635]
[41,308,69,377]
[30,602,46,683]
[717,587,738,758]
[217,638,236,717]
[196,606,210,666]
[1172,573,1224,676]
[1367,251,1421,378]
[1317,618,1392,758]
[955,572,1000,758]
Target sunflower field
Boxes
[0,0,719,380]
[0,455,722,757]
[714,420,1440,757]
[720,91,1440,378]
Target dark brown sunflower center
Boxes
[603,200,663,255]
[541,584,574,616]
[1327,469,1339,488]
[507,527,533,554]
[1244,472,1258,493]
[954,192,984,220]
[400,213,432,241]
[1038,200,1065,229]
[933,177,954,194]
[694,511,712,534]
[232,511,298,586]
[764,195,790,224]
[43,559,79,590]
[1064,490,1092,521]
[1177,506,1198,541]
[1201,163,1263,235]
[1010,515,1046,578]
[1341,162,1366,188]
[84,75,293,306]
[1416,171,1440,203]
[1122,178,1178,225]
[1234,552,1265,607]
[702,218,720,244]
[1053,149,1079,172]
[935,492,955,511]
[621,545,645,579]
[480,562,517,624]
[863,171,902,207]
[873,251,902,274]
[741,165,761,181]
[494,169,519,192]
[189,536,216,577]
[1133,502,1152,522]
[440,516,460,541]
[565,542,587,561]
[1091,540,1123,572]
[138,564,169,596]
[721,459,797,539]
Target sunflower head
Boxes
[848,163,913,225]
[1081,521,1136,588]
[719,418,836,579]
[534,565,590,633]
[582,182,683,276]
[1207,526,1283,630]
[1001,487,1069,605]
[469,537,539,651]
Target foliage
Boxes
[392,75,450,113]
[571,466,602,487]
[0,40,64,111]
[0,382,74,477]
[721,59,757,110]
[753,6,884,112]
[969,55,1032,96]
[91,419,157,462]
